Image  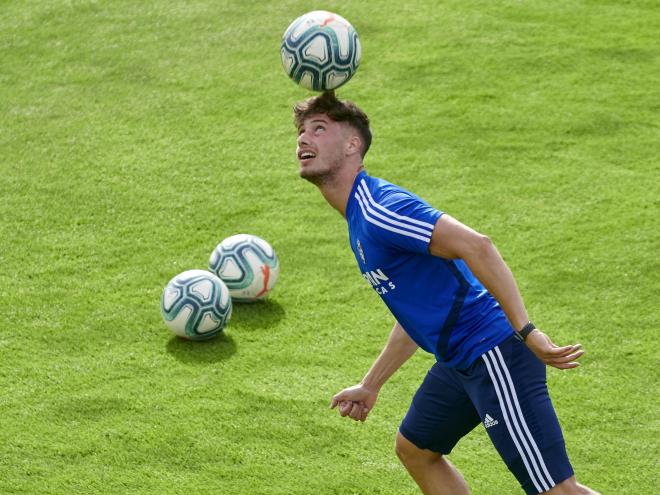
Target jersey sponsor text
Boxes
[362,268,397,294]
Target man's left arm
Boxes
[428,214,585,370]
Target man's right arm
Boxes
[330,321,418,422]
[428,213,584,369]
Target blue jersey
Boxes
[346,171,514,369]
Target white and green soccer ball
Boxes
[160,270,232,340]
[209,234,280,302]
[281,10,361,91]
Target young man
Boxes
[293,92,599,495]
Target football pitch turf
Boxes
[1,1,658,493]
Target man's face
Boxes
[296,114,349,183]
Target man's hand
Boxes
[330,384,379,422]
[525,329,585,369]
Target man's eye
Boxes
[315,126,325,132]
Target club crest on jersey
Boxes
[357,239,366,264]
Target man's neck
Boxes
[314,165,364,218]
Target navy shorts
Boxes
[399,334,574,494]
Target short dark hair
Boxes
[293,91,372,158]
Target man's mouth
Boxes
[298,150,317,162]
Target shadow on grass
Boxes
[166,332,237,364]
[229,298,285,331]
[165,299,284,363]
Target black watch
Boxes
[518,322,536,341]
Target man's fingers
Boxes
[545,344,581,356]
[528,332,586,370]
[547,349,586,369]
[547,349,585,365]
[333,401,369,421]
[557,350,585,363]
[331,393,348,409]
[539,345,583,362]
[349,401,363,421]
[550,361,581,370]
[547,349,584,363]
[339,401,352,416]
[359,407,369,422]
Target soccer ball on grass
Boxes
[209,234,279,302]
[160,270,232,340]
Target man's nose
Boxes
[297,131,309,146]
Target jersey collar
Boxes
[345,170,367,220]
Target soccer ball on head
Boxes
[209,234,280,302]
[281,10,361,91]
[160,270,232,340]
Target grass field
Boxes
[1,1,658,493]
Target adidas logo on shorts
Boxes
[484,414,499,428]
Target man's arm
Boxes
[330,321,418,422]
[428,213,584,369]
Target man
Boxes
[293,91,599,495]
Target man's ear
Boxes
[345,133,362,157]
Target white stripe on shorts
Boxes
[482,348,555,492]
[492,346,556,487]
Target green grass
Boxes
[1,0,658,493]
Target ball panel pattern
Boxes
[160,270,232,340]
[281,10,361,91]
[209,234,279,302]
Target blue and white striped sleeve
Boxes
[353,181,443,254]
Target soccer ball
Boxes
[160,269,232,340]
[281,10,361,91]
[209,234,280,302]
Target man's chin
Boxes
[299,165,320,179]
[300,167,330,185]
